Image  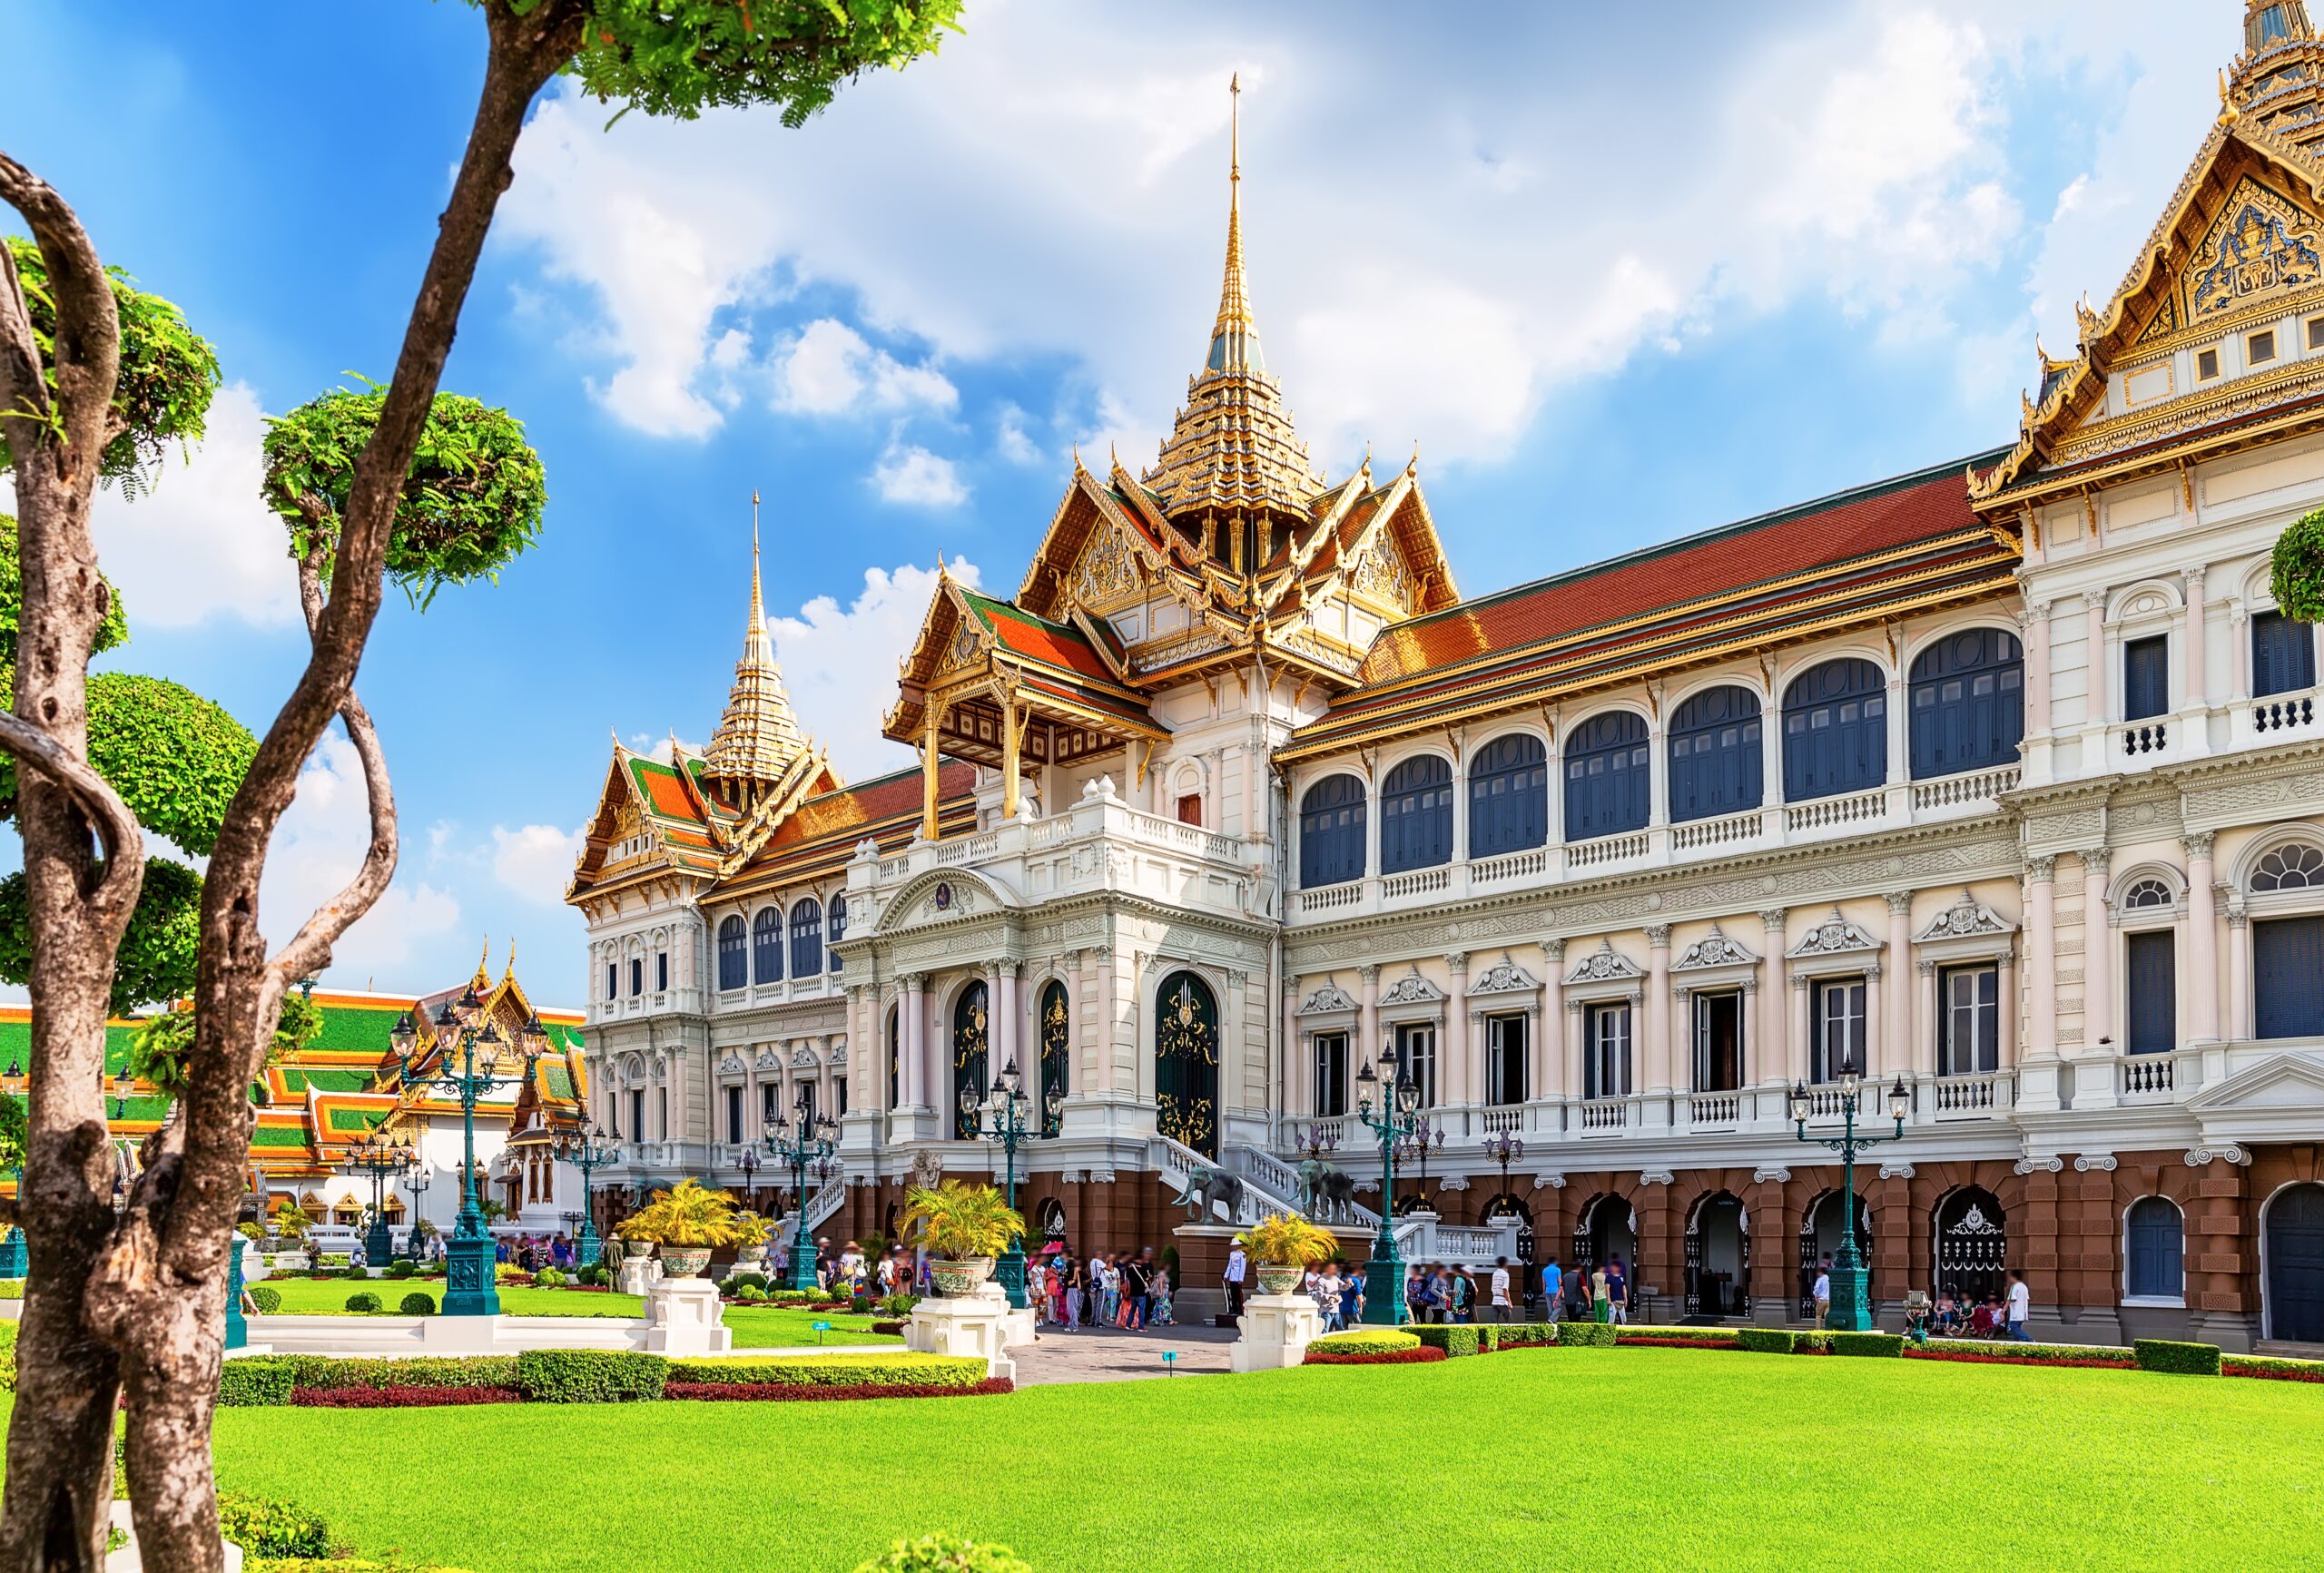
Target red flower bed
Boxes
[1302,1347,1448,1366]
[872,1320,907,1336]
[291,1385,521,1408]
[2225,1363,2324,1383]
[1903,1351,2131,1370]
[663,1378,1014,1402]
[1619,1337,1741,1351]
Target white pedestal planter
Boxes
[1228,1292,1321,1373]
[905,1296,1016,1381]
[617,1254,664,1297]
[641,1275,731,1356]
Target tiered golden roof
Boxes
[2231,3,2324,152]
[702,493,812,797]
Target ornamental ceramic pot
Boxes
[929,1256,994,1296]
[659,1246,712,1278]
[1255,1263,1305,1295]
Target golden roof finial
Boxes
[474,937,490,987]
[702,491,809,791]
[1206,73,1261,377]
[504,937,517,981]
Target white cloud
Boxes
[995,403,1041,466]
[769,559,982,780]
[491,823,585,904]
[773,318,956,417]
[58,382,300,629]
[261,733,462,982]
[872,443,968,507]
[626,732,702,763]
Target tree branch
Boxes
[0,710,142,913]
[0,151,118,485]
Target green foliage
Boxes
[1830,1332,1904,1358]
[721,1270,771,1296]
[399,1292,438,1316]
[1406,1324,1481,1357]
[665,1353,986,1390]
[0,1090,24,1171]
[1916,1338,2133,1366]
[736,1284,766,1303]
[515,1349,668,1403]
[248,1285,282,1314]
[2223,1352,2324,1380]
[560,0,963,128]
[218,1356,297,1407]
[1306,1330,1419,1356]
[848,1535,1031,1573]
[2270,507,2324,623]
[0,236,222,490]
[287,1355,516,1392]
[898,1181,1023,1260]
[0,1280,23,1300]
[533,1266,566,1288]
[1556,1321,1616,1348]
[1233,1212,1337,1267]
[1738,1329,1799,1354]
[385,1260,416,1280]
[0,521,128,668]
[262,386,547,608]
[343,1291,383,1313]
[1616,1325,1744,1346]
[88,672,257,855]
[1494,1322,1559,1347]
[2133,1338,2221,1376]
[880,1293,920,1316]
[215,1490,338,1558]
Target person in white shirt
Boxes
[2004,1269,2033,1341]
[1489,1257,1513,1323]
[1812,1260,1833,1330]
[1223,1244,1247,1316]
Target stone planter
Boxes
[658,1246,713,1278]
[1255,1263,1305,1295]
[929,1256,994,1297]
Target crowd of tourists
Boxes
[1029,1245,1177,1329]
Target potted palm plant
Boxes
[614,1178,759,1277]
[1236,1214,1338,1295]
[899,1181,1024,1297]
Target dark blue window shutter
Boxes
[2125,929,2176,1053]
[1909,629,2024,779]
[1299,774,1367,888]
[2253,610,2317,698]
[1380,755,1454,873]
[1466,734,1549,857]
[828,895,847,973]
[1782,660,1887,801]
[717,917,747,991]
[2123,635,2171,721]
[753,907,783,984]
[790,899,822,977]
[2125,1198,2183,1299]
[1667,686,1763,822]
[2256,916,2324,1038]
[1563,712,1650,841]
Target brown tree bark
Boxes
[0,5,586,1570]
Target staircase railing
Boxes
[1153,1136,1301,1227]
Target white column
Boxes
[2230,600,2252,702]
[1863,965,1884,1079]
[1918,959,1940,1077]
[2187,833,2219,1042]
[1790,975,1812,1083]
[1284,981,1305,1116]
[1995,951,2016,1068]
[1644,926,1672,1093]
[1540,939,1565,1099]
[2183,566,2210,717]
[1883,655,1908,790]
[995,961,1020,1080]
[1449,745,1471,862]
[2024,601,2053,736]
[1886,892,1915,1071]
[1566,998,1586,1102]
[1446,952,1471,1106]
[2027,857,2057,1056]
[1759,909,1789,1086]
[2229,905,2252,1041]
[2082,845,2113,1053]
[2084,590,2110,730]
[1359,965,1381,1069]
[902,974,927,1108]
[1646,685,1669,830]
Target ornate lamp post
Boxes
[1294,1122,1338,1217]
[1484,1129,1524,1198]
[762,1087,837,1293]
[399,1164,433,1262]
[1354,1045,1424,1326]
[960,1057,1035,1309]
[339,1131,416,1266]
[1788,1066,1911,1332]
[556,1112,622,1269]
[1394,1116,1446,1213]
[391,997,534,1315]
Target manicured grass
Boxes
[196,1349,2317,1572]
[251,1277,897,1346]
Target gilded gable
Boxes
[2186,177,2324,323]
[1068,520,1142,611]
[1346,532,1413,613]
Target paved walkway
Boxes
[1008,1323,1236,1386]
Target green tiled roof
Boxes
[280,1067,374,1095]
[0,1020,140,1077]
[305,1003,405,1057]
[250,1126,310,1150]
[113,1095,172,1124]
[540,1061,576,1100]
[323,1106,384,1134]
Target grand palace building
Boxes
[566,13,2324,1349]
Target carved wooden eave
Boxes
[713,746,840,874]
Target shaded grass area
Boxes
[196,1349,2319,1573]
[251,1278,898,1346]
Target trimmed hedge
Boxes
[343,1292,382,1313]
[293,1385,524,1408]
[2134,1338,2221,1376]
[1306,1330,1420,1356]
[1617,1325,1740,1347]
[1407,1325,1482,1357]
[1493,1322,1559,1348]
[216,1490,335,1558]
[1302,1346,1447,1366]
[666,1377,1015,1401]
[516,1349,668,1403]
[852,1534,1031,1573]
[1910,1338,2132,1368]
[0,1280,21,1299]
[1831,1332,1905,1358]
[218,1356,296,1407]
[247,1285,282,1314]
[1557,1321,1615,1348]
[288,1355,517,1392]
[1738,1329,1799,1353]
[2224,1353,2324,1382]
[399,1292,438,1316]
[665,1354,986,1391]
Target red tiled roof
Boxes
[969,594,1120,684]
[758,762,977,856]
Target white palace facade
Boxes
[568,16,2324,1347]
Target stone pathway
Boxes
[1007,1323,1236,1386]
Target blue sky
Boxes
[2,0,2241,1005]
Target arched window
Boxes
[952,981,990,1140]
[2125,1196,2184,1302]
[1038,980,1069,1136]
[790,898,823,977]
[1379,755,1454,874]
[752,907,783,984]
[716,917,747,992]
[1467,733,1549,858]
[1908,629,2022,780]
[1667,686,1762,822]
[1563,712,1649,841]
[1783,658,1886,801]
[2253,841,2324,890]
[1155,972,1220,1158]
[2122,877,2174,910]
[827,895,848,974]
[1299,774,1367,889]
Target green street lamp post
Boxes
[1394,1116,1446,1214]
[398,1165,433,1263]
[1355,1045,1423,1326]
[340,1131,416,1268]
[556,1111,622,1269]
[391,995,536,1316]
[1788,1067,1911,1332]
[763,1087,837,1293]
[960,1057,1048,1310]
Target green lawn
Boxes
[187,1349,2316,1573]
[251,1278,899,1347]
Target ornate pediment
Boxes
[1787,911,1881,959]
[790,1046,820,1068]
[1377,970,1443,1008]
[2187,178,2324,322]
[754,1047,780,1071]
[718,1050,745,1076]
[1068,520,1143,610]
[1344,532,1413,612]
[1299,982,1360,1015]
[1467,954,1539,995]
[1566,940,1643,985]
[1673,925,1758,971]
[1916,891,2014,943]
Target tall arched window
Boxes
[1667,686,1762,822]
[1299,774,1367,889]
[716,916,747,992]
[2252,608,2317,696]
[1783,658,1886,801]
[827,895,848,974]
[1909,629,2023,779]
[952,981,990,1139]
[1379,755,1453,874]
[1038,979,1069,1136]
[752,907,783,984]
[1563,712,1649,841]
[790,898,823,977]
[1467,733,1549,858]
[2125,1196,2184,1302]
[1155,971,1219,1158]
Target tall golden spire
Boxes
[703,490,809,799]
[2248,0,2314,54]
[2231,1,2324,151]
[1207,74,1262,376]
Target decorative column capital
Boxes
[1750,1165,1791,1184]
[1915,959,1936,976]
[1445,951,1469,975]
[2181,564,2207,590]
[2082,843,2111,876]
[1758,908,1787,931]
[2083,587,2109,614]
[1885,890,1915,915]
[899,971,926,991]
[1644,923,1672,949]
[2013,1155,2064,1175]
[2072,1154,2118,1173]
[1542,937,1567,962]
[2027,854,2057,882]
[1358,964,1380,984]
[2182,831,2216,860]
[1791,975,1810,991]
[1639,1169,1676,1185]
[996,959,1021,979]
[2019,599,2050,627]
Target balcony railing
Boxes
[1670,809,1763,854]
[2250,687,2319,741]
[1786,788,1886,834]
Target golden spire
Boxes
[2248,1,2314,54]
[1207,74,1262,376]
[703,491,809,797]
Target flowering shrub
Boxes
[292,1385,521,1408]
[665,1378,1014,1401]
[1306,1330,1420,1356]
[288,1355,517,1391]
[665,1354,987,1389]
[2225,1354,2324,1382]
[1303,1347,1446,1366]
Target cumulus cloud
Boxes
[491,823,586,904]
[773,318,956,417]
[768,558,982,780]
[261,733,462,981]
[872,443,969,507]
